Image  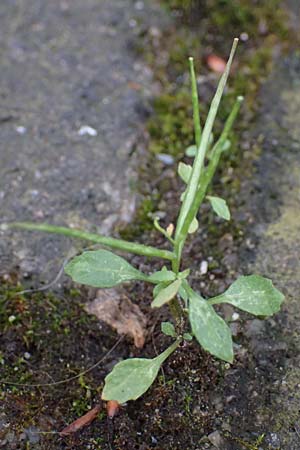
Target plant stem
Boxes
[168,255,185,325]
[8,222,176,261]
[175,38,238,244]
[155,337,182,363]
[189,57,202,148]
[174,95,243,267]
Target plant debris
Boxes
[85,288,147,348]
[59,404,102,437]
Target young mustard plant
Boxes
[6,39,284,404]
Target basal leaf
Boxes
[189,291,233,362]
[102,341,179,403]
[178,162,192,184]
[148,270,176,284]
[161,321,176,337]
[207,196,231,220]
[209,275,284,316]
[65,250,146,288]
[151,279,182,308]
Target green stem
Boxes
[175,38,238,243]
[174,95,243,259]
[189,57,202,148]
[153,217,175,244]
[155,337,182,363]
[7,222,176,261]
[168,255,185,324]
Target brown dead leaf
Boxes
[85,288,147,348]
[59,404,101,437]
[106,400,120,418]
[206,54,226,73]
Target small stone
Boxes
[156,153,174,165]
[135,1,144,10]
[265,432,281,448]
[232,312,240,321]
[207,430,223,448]
[16,126,27,134]
[240,32,249,41]
[200,260,208,275]
[24,426,40,444]
[78,125,98,137]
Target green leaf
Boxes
[221,139,231,151]
[153,282,168,297]
[189,291,233,362]
[151,279,182,308]
[207,196,231,221]
[177,268,190,280]
[183,333,193,341]
[185,145,197,157]
[209,275,284,316]
[148,270,176,284]
[161,322,176,337]
[65,250,146,288]
[178,162,192,184]
[178,285,188,302]
[188,217,199,234]
[102,341,179,403]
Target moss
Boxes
[0,279,119,447]
[118,195,157,240]
[120,0,293,246]
[147,91,193,157]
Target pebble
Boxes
[78,125,98,136]
[15,126,27,134]
[232,312,240,321]
[265,432,281,448]
[200,260,208,275]
[207,430,224,448]
[156,153,174,165]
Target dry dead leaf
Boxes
[59,404,101,437]
[106,400,120,418]
[206,54,226,73]
[85,288,147,348]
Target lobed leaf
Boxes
[209,275,284,316]
[65,250,146,288]
[207,196,231,221]
[189,291,233,362]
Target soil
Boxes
[1,1,300,450]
